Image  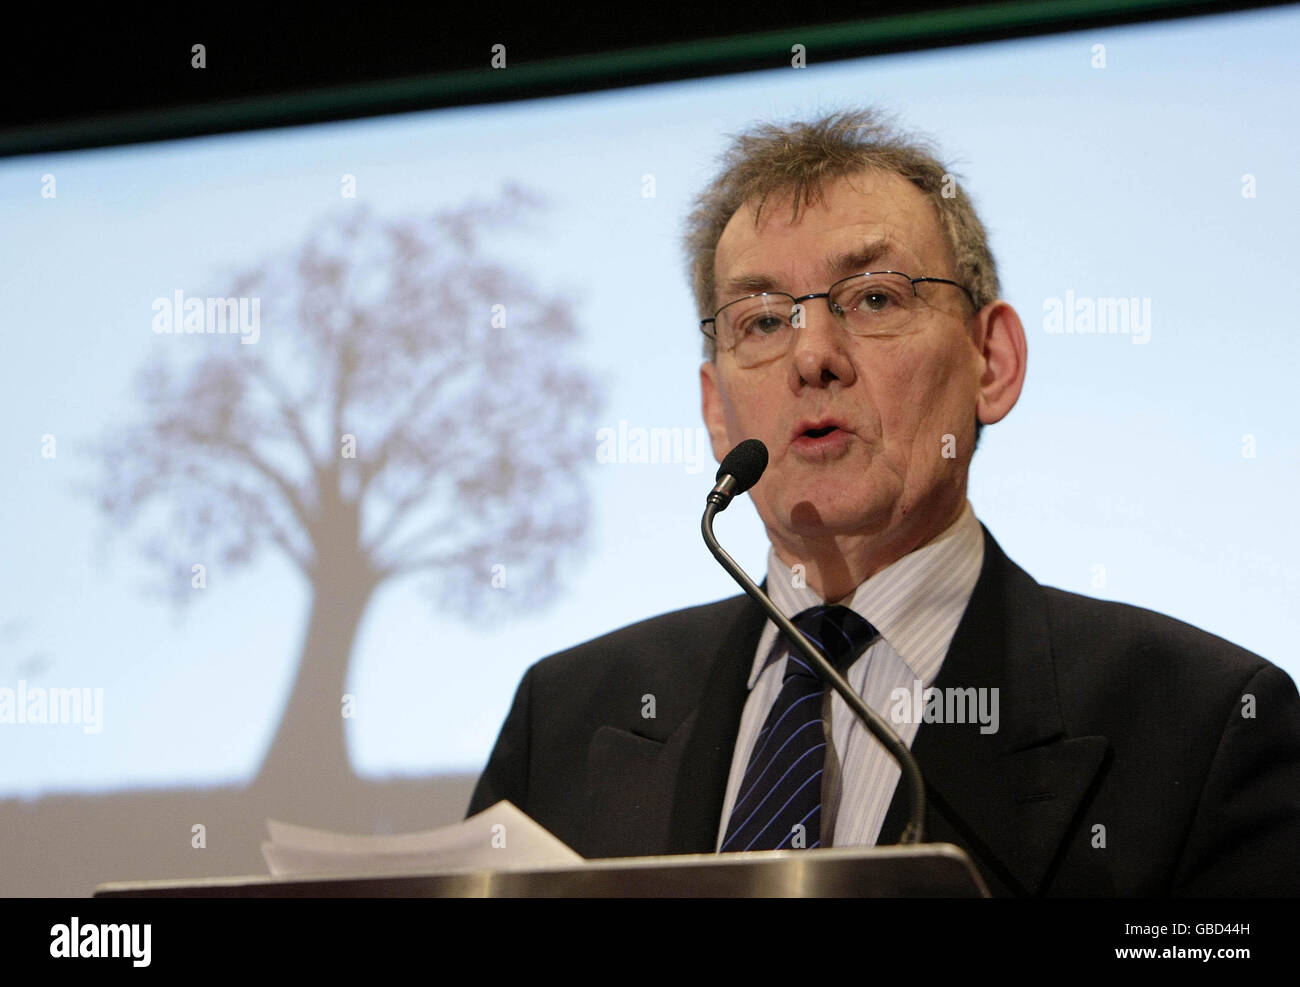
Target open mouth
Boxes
[791,419,850,451]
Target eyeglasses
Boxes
[700,270,976,368]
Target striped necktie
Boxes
[720,604,879,852]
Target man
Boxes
[467,109,1300,896]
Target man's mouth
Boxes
[790,419,852,457]
[792,418,849,441]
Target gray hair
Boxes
[683,108,1000,362]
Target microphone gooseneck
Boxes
[702,439,928,845]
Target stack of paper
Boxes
[261,800,583,877]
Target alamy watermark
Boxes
[0,680,103,734]
[152,289,261,344]
[50,917,150,967]
[1043,290,1150,344]
[595,420,712,474]
[889,681,999,735]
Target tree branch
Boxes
[247,360,320,470]
[378,546,475,579]
[164,422,316,537]
[362,452,447,557]
[220,480,314,573]
[376,509,468,572]
[330,313,359,468]
[357,362,455,492]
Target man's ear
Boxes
[972,301,1027,426]
[700,360,732,464]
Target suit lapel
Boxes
[664,593,767,853]
[581,592,765,858]
[878,527,1108,895]
[581,534,1110,891]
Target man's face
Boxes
[701,168,983,567]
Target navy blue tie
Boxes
[720,605,879,852]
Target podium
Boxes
[94,843,989,897]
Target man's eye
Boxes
[854,290,894,313]
[742,314,788,336]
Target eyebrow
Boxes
[720,237,897,298]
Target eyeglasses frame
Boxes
[699,270,978,352]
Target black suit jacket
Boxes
[468,526,1300,895]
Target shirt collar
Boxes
[752,500,985,688]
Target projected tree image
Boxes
[93,187,602,799]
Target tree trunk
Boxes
[251,565,377,807]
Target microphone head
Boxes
[716,439,769,495]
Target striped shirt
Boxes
[716,500,985,849]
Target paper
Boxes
[260,800,583,877]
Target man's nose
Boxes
[788,297,857,389]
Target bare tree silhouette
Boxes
[93,187,602,801]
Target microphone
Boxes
[701,438,928,845]
[707,438,769,511]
